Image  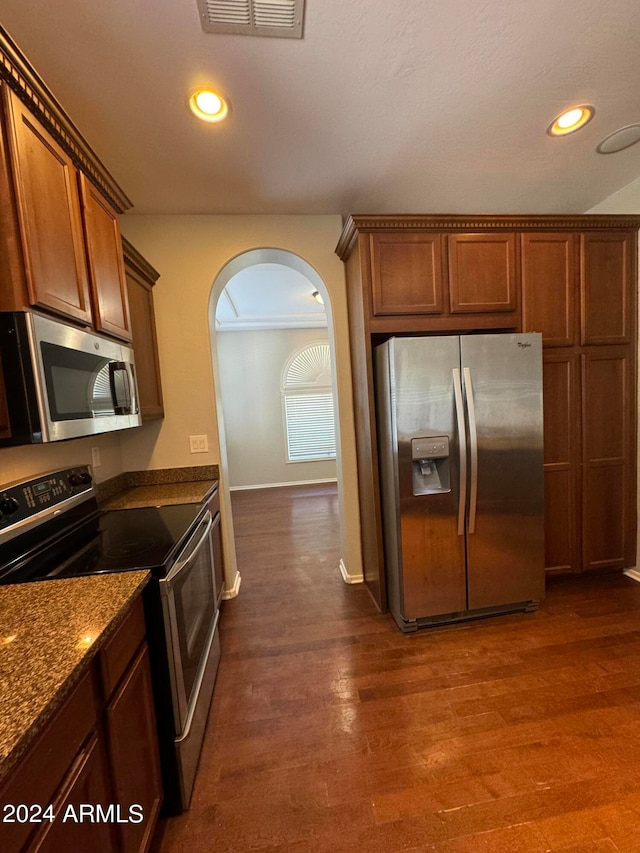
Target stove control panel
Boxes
[0,466,94,531]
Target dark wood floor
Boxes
[159,484,640,852]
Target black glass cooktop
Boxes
[0,503,204,585]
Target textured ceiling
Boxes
[2,0,640,215]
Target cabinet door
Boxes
[580,232,633,345]
[521,232,576,346]
[542,351,580,573]
[29,734,117,853]
[105,645,163,853]
[369,233,444,315]
[581,347,635,570]
[125,267,164,418]
[448,233,517,313]
[2,87,92,324]
[79,173,132,341]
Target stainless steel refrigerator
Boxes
[375,333,544,632]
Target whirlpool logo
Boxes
[517,341,531,348]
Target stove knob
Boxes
[80,472,93,485]
[0,496,19,515]
[68,473,82,487]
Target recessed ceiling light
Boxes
[548,105,595,136]
[189,89,229,123]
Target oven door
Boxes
[159,509,220,738]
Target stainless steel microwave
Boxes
[0,311,140,445]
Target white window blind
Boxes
[284,392,336,461]
[282,342,336,463]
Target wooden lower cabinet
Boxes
[106,645,163,853]
[542,346,636,575]
[543,351,580,573]
[581,346,636,570]
[0,597,162,853]
[30,735,117,853]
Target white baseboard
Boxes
[230,478,338,491]
[339,558,363,585]
[221,570,242,600]
[624,568,640,583]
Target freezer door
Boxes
[377,336,466,625]
[460,334,544,609]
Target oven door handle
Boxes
[163,511,213,585]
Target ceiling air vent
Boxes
[197,0,305,39]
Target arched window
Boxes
[282,342,336,462]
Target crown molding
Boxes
[121,237,160,284]
[335,213,640,259]
[0,25,132,213]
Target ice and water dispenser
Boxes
[411,436,451,495]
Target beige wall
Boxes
[217,328,337,489]
[0,432,123,487]
[118,215,362,587]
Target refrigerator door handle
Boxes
[452,368,467,536]
[463,367,478,534]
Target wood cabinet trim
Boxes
[0,26,131,213]
[336,214,640,259]
[122,237,160,285]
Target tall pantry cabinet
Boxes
[336,215,640,612]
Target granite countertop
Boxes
[97,465,218,510]
[0,571,150,783]
[103,479,217,510]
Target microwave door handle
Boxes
[108,361,131,415]
[163,512,214,585]
[127,362,139,415]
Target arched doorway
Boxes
[208,248,361,596]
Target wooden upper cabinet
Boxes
[123,239,164,420]
[448,233,517,313]
[521,232,576,346]
[79,173,132,341]
[370,232,444,315]
[2,86,92,325]
[580,231,633,345]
